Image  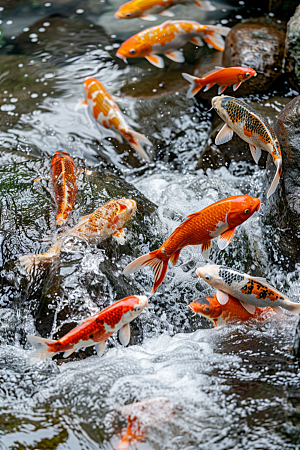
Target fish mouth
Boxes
[255,200,261,212]
[114,12,121,19]
[196,267,203,278]
[116,51,127,63]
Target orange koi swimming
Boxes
[189,294,274,327]
[123,195,260,293]
[51,150,78,226]
[114,398,176,450]
[115,0,215,21]
[182,66,257,98]
[116,20,231,68]
[196,265,300,315]
[77,77,152,160]
[19,198,136,275]
[212,95,282,198]
[27,295,148,361]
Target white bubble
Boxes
[31,93,38,98]
[29,33,38,39]
[43,22,50,27]
[235,15,242,19]
[1,104,15,111]
[39,27,46,32]
[0,7,4,11]
[10,98,18,103]
[23,27,29,32]
[6,20,13,25]
[45,2,52,6]
[76,8,84,14]
[44,73,54,79]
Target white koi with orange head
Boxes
[115,0,216,22]
[116,20,230,68]
[78,77,151,160]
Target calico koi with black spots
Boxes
[212,95,282,198]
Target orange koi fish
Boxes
[114,398,176,450]
[19,198,136,275]
[196,265,300,315]
[51,150,78,226]
[189,294,274,327]
[116,20,231,68]
[212,95,282,198]
[27,295,148,361]
[123,195,260,293]
[77,77,151,160]
[115,0,215,21]
[182,66,257,98]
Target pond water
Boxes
[1,0,300,449]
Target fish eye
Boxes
[204,307,210,313]
[130,49,136,54]
[205,274,212,280]
[244,208,250,214]
[126,13,131,16]
[246,72,250,77]
[134,306,140,312]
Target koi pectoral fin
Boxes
[233,81,242,91]
[216,290,229,305]
[140,14,157,20]
[159,9,174,16]
[74,99,88,111]
[203,83,215,92]
[217,227,236,250]
[119,323,131,346]
[190,36,204,46]
[145,55,165,68]
[215,123,234,145]
[165,51,185,63]
[249,144,262,164]
[95,341,106,357]
[201,241,212,260]
[63,347,76,358]
[218,85,228,95]
[272,306,283,315]
[194,0,216,10]
[113,228,126,245]
[114,131,123,143]
[238,300,256,315]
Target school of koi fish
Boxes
[14,0,300,442]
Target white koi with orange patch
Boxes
[116,20,231,68]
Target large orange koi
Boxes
[116,20,230,68]
[27,295,148,361]
[123,195,260,293]
[51,150,78,226]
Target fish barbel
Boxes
[51,150,78,226]
[115,0,215,21]
[19,198,136,275]
[189,294,275,327]
[211,95,282,198]
[196,264,300,315]
[76,77,151,160]
[182,66,257,98]
[123,195,260,293]
[116,20,231,68]
[27,295,148,361]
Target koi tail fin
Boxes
[123,251,169,293]
[203,25,231,51]
[267,159,282,199]
[182,73,204,98]
[27,335,57,362]
[125,130,152,161]
[19,250,59,276]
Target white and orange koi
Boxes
[19,198,136,275]
[77,77,152,160]
[116,20,231,68]
[115,0,215,21]
[27,295,148,361]
[196,265,300,315]
[212,95,282,198]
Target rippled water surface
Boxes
[1,0,300,449]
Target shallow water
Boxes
[1,0,300,449]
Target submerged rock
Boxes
[285,5,300,92]
[222,22,285,96]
